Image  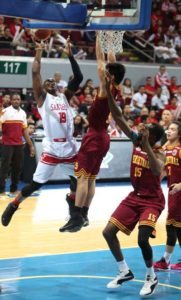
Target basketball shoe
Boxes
[65,194,89,227]
[1,202,18,226]
[170,260,181,271]
[153,258,170,271]
[59,213,84,232]
[107,269,134,288]
[139,275,158,297]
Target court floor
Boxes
[0,182,180,299]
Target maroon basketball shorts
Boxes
[110,193,163,235]
[74,128,110,178]
[167,192,181,227]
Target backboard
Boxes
[0,0,152,31]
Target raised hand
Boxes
[61,36,73,57]
[34,40,46,51]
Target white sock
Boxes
[163,252,172,263]
[117,260,129,272]
[146,266,155,278]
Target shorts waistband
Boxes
[53,138,66,142]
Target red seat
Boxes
[0,48,12,55]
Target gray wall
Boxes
[0,56,180,89]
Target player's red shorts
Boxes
[110,192,163,235]
[74,128,110,178]
[166,191,181,227]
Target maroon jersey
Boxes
[88,94,110,131]
[165,144,181,187]
[130,146,164,205]
[165,144,181,223]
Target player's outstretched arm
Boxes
[96,32,107,97]
[141,125,165,176]
[64,37,83,100]
[105,73,135,141]
[32,42,46,107]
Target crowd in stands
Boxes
[0,0,180,63]
[128,0,181,63]
[0,65,180,142]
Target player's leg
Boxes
[65,175,77,216]
[63,176,94,228]
[103,202,135,288]
[1,161,56,226]
[59,174,89,232]
[138,225,159,297]
[170,226,181,270]
[81,178,96,226]
[154,225,177,271]
[138,206,161,297]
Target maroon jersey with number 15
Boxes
[129,146,165,210]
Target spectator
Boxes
[147,109,158,124]
[84,93,94,108]
[154,65,171,89]
[151,87,169,110]
[26,113,36,124]
[54,71,68,93]
[160,109,173,129]
[0,26,13,49]
[169,75,179,96]
[144,76,156,108]
[9,18,22,37]
[134,107,149,125]
[0,16,6,36]
[165,95,178,115]
[148,26,164,46]
[0,92,11,114]
[154,41,179,64]
[159,109,173,145]
[78,86,93,104]
[0,93,35,194]
[73,114,89,137]
[174,30,181,56]
[123,104,133,120]
[130,85,147,115]
[175,85,181,103]
[82,79,94,90]
[121,78,134,105]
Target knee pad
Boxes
[22,181,43,197]
[69,175,77,193]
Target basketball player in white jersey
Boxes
[1,38,83,226]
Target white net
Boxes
[99,30,125,54]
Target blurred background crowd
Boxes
[0,0,180,141]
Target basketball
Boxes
[34,29,51,41]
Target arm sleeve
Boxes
[66,56,83,94]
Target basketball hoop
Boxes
[99,30,125,54]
